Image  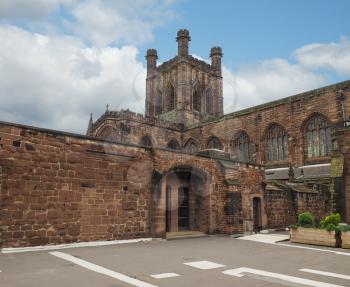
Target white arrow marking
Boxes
[300,269,350,280]
[50,251,157,287]
[223,267,346,287]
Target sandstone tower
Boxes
[145,29,223,127]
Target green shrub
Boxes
[297,212,314,227]
[320,213,341,230]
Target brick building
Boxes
[1,29,350,247]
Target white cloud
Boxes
[0,25,146,133]
[223,59,325,113]
[65,0,176,46]
[293,36,350,75]
[0,0,70,20]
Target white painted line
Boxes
[50,251,157,287]
[223,267,346,287]
[150,273,180,279]
[1,238,153,254]
[300,268,350,280]
[238,234,290,244]
[277,243,350,256]
[184,260,225,270]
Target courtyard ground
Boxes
[1,234,350,287]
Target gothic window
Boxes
[155,90,162,115]
[193,88,201,112]
[184,139,198,153]
[205,88,213,114]
[97,126,119,142]
[167,139,181,150]
[266,124,288,161]
[235,131,252,163]
[165,84,175,112]
[140,135,152,147]
[206,136,223,150]
[305,114,332,158]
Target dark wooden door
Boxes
[166,186,171,232]
[253,197,262,232]
[178,187,189,230]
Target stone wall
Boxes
[0,122,265,248]
[0,123,154,247]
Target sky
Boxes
[0,0,350,133]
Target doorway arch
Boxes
[155,166,211,235]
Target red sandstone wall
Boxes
[184,82,350,167]
[0,124,154,247]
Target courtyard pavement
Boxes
[1,234,350,287]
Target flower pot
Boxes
[290,227,339,247]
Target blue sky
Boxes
[0,0,349,133]
[145,0,350,80]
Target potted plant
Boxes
[289,212,340,247]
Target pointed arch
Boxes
[165,83,176,112]
[206,136,223,150]
[154,90,163,115]
[96,125,119,142]
[184,138,198,153]
[167,138,181,150]
[303,113,333,158]
[140,135,153,147]
[264,124,288,161]
[205,86,213,115]
[192,80,202,112]
[234,130,252,163]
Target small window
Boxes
[206,136,223,150]
[12,140,21,147]
[167,139,181,150]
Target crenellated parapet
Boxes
[90,109,183,135]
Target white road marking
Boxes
[238,234,289,244]
[223,267,346,287]
[50,251,157,287]
[2,238,153,254]
[150,273,180,279]
[277,243,350,256]
[184,260,225,270]
[300,268,350,280]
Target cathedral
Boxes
[1,30,350,247]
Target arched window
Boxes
[155,90,162,115]
[206,136,223,150]
[193,88,201,112]
[235,131,252,163]
[165,84,175,112]
[167,139,181,150]
[305,114,332,158]
[266,124,288,161]
[205,88,213,115]
[140,135,152,147]
[184,139,198,153]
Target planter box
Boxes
[290,227,338,247]
[342,231,350,249]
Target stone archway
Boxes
[152,166,211,237]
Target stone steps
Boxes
[166,231,208,240]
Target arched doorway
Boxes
[253,197,262,232]
[159,167,210,234]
